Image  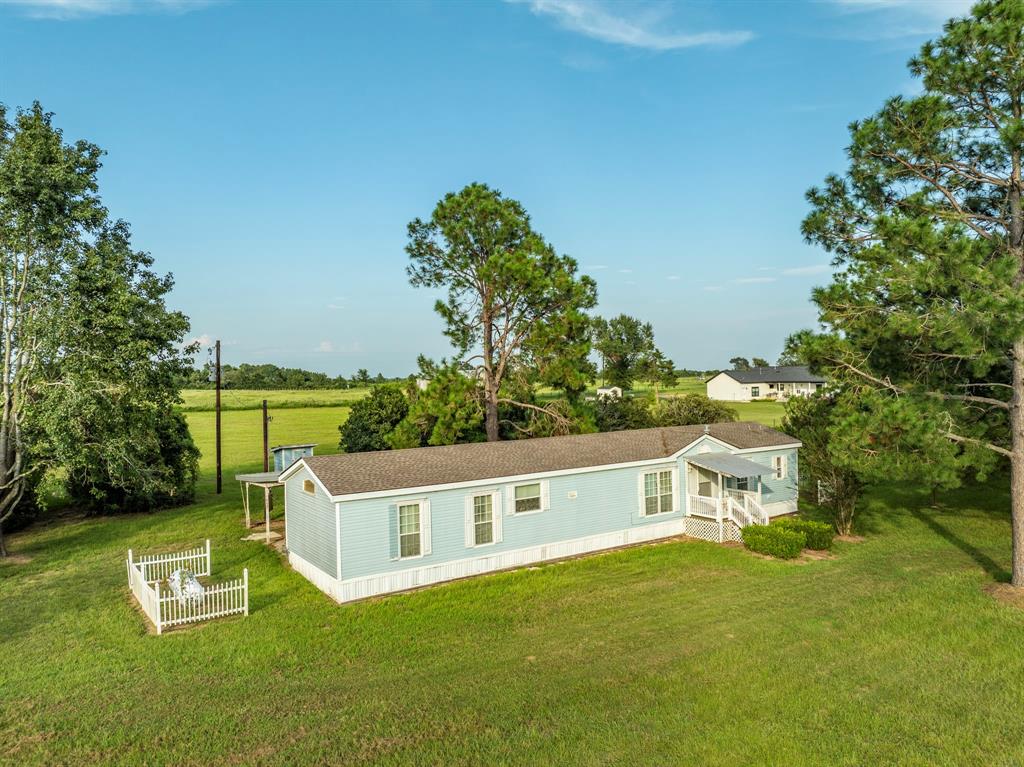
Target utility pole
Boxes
[262,399,273,514]
[215,339,222,494]
[262,399,269,472]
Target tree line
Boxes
[178,363,402,390]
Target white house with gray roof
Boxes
[706,366,826,402]
[278,422,800,603]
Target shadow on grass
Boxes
[910,508,1010,583]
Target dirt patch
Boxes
[801,548,836,561]
[1,554,32,565]
[836,534,865,544]
[984,583,1024,609]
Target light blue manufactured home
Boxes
[280,422,800,603]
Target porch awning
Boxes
[684,453,774,478]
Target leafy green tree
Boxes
[781,392,865,536]
[338,384,408,453]
[654,394,738,427]
[33,221,198,514]
[776,335,807,367]
[0,103,104,554]
[752,357,771,368]
[0,104,199,549]
[406,183,597,441]
[592,314,656,390]
[729,356,751,371]
[593,396,655,432]
[389,366,485,448]
[354,369,371,386]
[799,0,1024,582]
[638,348,678,398]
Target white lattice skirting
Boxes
[684,517,721,542]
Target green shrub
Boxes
[774,518,835,550]
[741,524,806,559]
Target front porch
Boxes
[683,453,775,543]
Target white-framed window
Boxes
[396,500,431,559]
[640,469,676,516]
[773,455,788,480]
[513,482,542,514]
[302,479,315,495]
[465,491,502,547]
[736,476,749,491]
[751,386,760,398]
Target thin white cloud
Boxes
[186,333,212,348]
[5,0,217,20]
[827,0,973,39]
[831,0,972,19]
[667,275,681,281]
[703,285,723,292]
[618,268,633,274]
[735,276,777,284]
[315,340,335,353]
[327,303,345,311]
[781,264,830,276]
[586,264,609,270]
[518,0,754,51]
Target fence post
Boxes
[717,498,725,543]
[205,539,212,576]
[154,580,162,635]
[243,568,249,616]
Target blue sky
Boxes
[0,0,973,375]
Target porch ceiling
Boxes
[685,453,774,478]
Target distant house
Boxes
[596,386,622,400]
[279,422,800,603]
[706,366,826,402]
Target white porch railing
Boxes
[686,493,769,544]
[126,541,248,635]
[687,494,721,519]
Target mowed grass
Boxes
[5,397,1023,764]
[180,387,370,412]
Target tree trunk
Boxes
[482,306,499,442]
[1012,339,1024,586]
[0,523,7,558]
[484,385,499,442]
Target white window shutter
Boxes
[420,500,432,556]
[493,491,503,542]
[464,496,474,548]
[637,473,646,516]
[541,480,550,511]
[506,485,515,515]
[672,468,680,512]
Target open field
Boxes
[181,378,787,426]
[3,400,1024,764]
[179,388,369,412]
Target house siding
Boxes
[284,465,337,578]
[337,461,682,582]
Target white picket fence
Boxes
[126,540,248,635]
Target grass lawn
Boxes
[180,388,371,412]
[5,402,1023,764]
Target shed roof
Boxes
[270,443,317,452]
[715,366,826,384]
[684,452,775,478]
[297,422,798,498]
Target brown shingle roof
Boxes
[299,422,798,498]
